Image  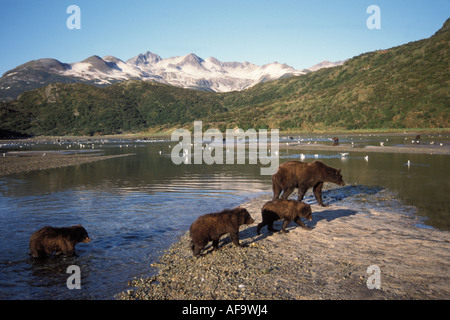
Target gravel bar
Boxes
[117,188,450,300]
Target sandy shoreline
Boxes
[282,142,450,155]
[118,188,450,300]
[0,151,135,176]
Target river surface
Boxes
[0,133,448,299]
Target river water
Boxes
[0,133,448,299]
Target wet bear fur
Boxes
[29,225,91,258]
[190,207,254,257]
[257,199,313,234]
[272,160,345,206]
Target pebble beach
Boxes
[117,187,450,300]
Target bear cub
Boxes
[29,225,91,258]
[257,199,312,235]
[190,207,254,257]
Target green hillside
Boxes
[216,18,449,131]
[1,19,449,137]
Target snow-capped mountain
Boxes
[62,52,308,91]
[0,51,343,101]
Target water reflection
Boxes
[0,141,270,299]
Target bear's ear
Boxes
[337,169,341,174]
[239,207,248,214]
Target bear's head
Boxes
[237,207,255,225]
[70,225,91,243]
[297,203,313,221]
[333,169,345,186]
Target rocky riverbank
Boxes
[117,187,450,300]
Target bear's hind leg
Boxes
[267,220,279,233]
[280,187,295,200]
[272,184,282,200]
[297,187,307,202]
[257,221,266,235]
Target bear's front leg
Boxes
[294,216,312,230]
[280,219,291,233]
[62,241,76,256]
[212,239,220,250]
[313,182,328,207]
[229,232,242,247]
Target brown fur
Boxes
[29,225,91,258]
[189,207,254,257]
[257,199,312,234]
[272,160,345,206]
[332,137,339,146]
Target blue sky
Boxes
[0,0,448,75]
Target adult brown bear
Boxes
[190,207,254,257]
[257,199,312,234]
[29,225,91,258]
[272,160,345,206]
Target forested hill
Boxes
[1,18,449,137]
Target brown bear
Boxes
[332,137,339,146]
[189,207,254,257]
[29,225,91,258]
[272,160,345,206]
[257,199,312,235]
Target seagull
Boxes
[340,153,349,158]
[364,155,369,161]
[380,142,384,147]
[300,153,305,161]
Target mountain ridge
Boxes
[0,52,341,101]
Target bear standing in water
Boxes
[257,199,312,235]
[272,160,345,206]
[190,207,254,257]
[29,225,91,258]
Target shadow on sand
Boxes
[241,185,383,243]
[240,208,359,244]
[202,185,383,253]
[304,185,384,207]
